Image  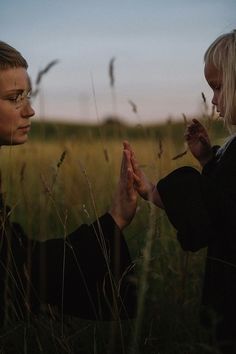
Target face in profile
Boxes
[204,62,224,118]
[0,67,35,146]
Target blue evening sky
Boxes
[1,0,235,124]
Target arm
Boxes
[157,166,213,251]
[157,139,236,252]
[124,139,214,250]
[30,213,136,320]
[29,147,137,320]
[124,138,236,253]
[120,141,214,250]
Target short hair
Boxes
[0,41,28,70]
[204,29,236,126]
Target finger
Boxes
[121,150,133,182]
[123,141,137,161]
[120,150,126,175]
[127,168,134,190]
[184,127,194,136]
[120,149,130,177]
[187,123,198,132]
[199,135,209,146]
[125,168,137,199]
[132,172,142,187]
[123,140,132,152]
[184,133,191,141]
[192,118,201,125]
[192,119,206,131]
[185,128,198,138]
[185,126,196,136]
[130,155,140,175]
[124,149,132,169]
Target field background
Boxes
[0,116,229,353]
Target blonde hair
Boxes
[204,29,236,126]
[0,41,28,70]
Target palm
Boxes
[185,119,212,163]
[109,149,137,230]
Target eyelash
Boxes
[8,92,32,103]
[8,96,19,102]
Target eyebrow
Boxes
[4,89,25,94]
[3,87,32,95]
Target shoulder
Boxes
[203,136,236,175]
[216,135,236,168]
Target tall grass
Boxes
[0,118,229,353]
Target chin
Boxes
[14,139,28,145]
[4,137,28,146]
[13,133,29,145]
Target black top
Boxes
[0,198,136,324]
[157,136,236,343]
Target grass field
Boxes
[0,117,228,353]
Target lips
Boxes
[18,125,31,131]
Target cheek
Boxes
[213,91,223,106]
[218,92,224,108]
[0,110,19,132]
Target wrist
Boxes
[145,183,156,202]
[199,151,213,167]
[150,186,164,208]
[108,210,126,231]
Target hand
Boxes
[185,119,212,166]
[109,146,138,230]
[123,141,164,209]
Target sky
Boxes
[1,0,235,124]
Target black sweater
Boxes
[157,136,236,343]
[0,200,136,324]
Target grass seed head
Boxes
[109,57,116,87]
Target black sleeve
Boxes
[157,167,213,251]
[157,140,236,252]
[30,213,136,320]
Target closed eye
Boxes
[15,90,32,104]
[16,91,31,102]
[2,89,32,105]
[7,95,20,102]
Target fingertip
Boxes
[123,140,131,148]
[192,118,199,124]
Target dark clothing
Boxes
[0,198,136,325]
[157,136,236,350]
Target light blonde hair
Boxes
[0,41,28,70]
[204,29,236,126]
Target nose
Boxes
[20,101,35,119]
[211,92,218,107]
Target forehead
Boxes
[204,63,222,83]
[0,67,30,93]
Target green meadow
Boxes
[0,117,228,353]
